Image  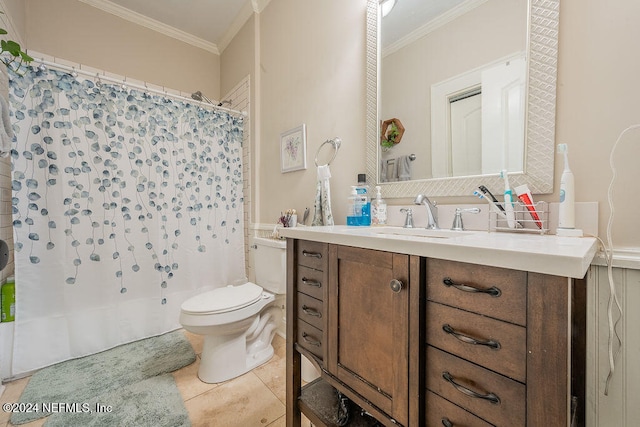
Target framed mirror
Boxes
[365,0,559,198]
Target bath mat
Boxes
[44,374,190,427]
[11,330,196,425]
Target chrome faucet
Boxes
[414,194,439,229]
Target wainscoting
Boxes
[586,257,640,426]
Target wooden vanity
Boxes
[282,226,597,427]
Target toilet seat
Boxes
[181,282,264,315]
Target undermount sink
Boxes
[370,227,477,239]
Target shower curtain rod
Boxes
[23,57,247,118]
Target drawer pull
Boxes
[389,279,404,293]
[441,418,453,427]
[442,371,500,404]
[442,277,501,297]
[302,305,322,318]
[301,332,321,347]
[302,250,323,259]
[442,324,501,350]
[301,277,322,288]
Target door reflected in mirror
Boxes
[379,0,528,182]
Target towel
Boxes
[396,155,412,181]
[379,160,388,183]
[0,95,14,157]
[311,165,334,226]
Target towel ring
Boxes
[314,137,342,167]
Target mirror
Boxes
[366,0,559,197]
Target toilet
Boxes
[179,237,286,383]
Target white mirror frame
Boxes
[366,0,559,197]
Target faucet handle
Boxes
[451,208,480,231]
[400,208,414,228]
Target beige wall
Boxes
[220,15,254,98]
[23,0,220,99]
[257,0,367,226]
[220,15,256,222]
[556,0,640,250]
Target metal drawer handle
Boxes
[442,277,501,297]
[301,277,321,288]
[442,371,500,404]
[301,332,321,347]
[442,324,501,350]
[302,250,322,259]
[302,305,322,318]
[441,418,453,427]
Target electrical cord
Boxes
[599,123,640,395]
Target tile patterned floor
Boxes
[0,331,313,427]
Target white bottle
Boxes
[371,186,387,225]
[557,144,575,229]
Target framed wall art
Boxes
[280,124,307,173]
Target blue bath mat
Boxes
[11,330,196,425]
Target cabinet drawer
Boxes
[297,265,325,300]
[297,240,327,271]
[297,320,324,359]
[426,302,526,382]
[426,346,525,427]
[426,390,493,427]
[297,292,324,331]
[426,258,527,326]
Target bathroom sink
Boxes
[371,227,477,239]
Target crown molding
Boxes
[252,0,272,14]
[78,0,220,54]
[382,0,488,58]
[218,0,270,53]
[218,0,255,53]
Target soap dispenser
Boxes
[371,186,387,225]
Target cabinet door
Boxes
[327,245,410,426]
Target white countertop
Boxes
[278,225,598,279]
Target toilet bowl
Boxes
[179,237,286,383]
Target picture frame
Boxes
[280,124,307,173]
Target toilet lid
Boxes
[181,282,264,315]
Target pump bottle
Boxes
[371,186,387,225]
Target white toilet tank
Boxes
[253,237,287,294]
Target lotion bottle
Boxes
[557,143,575,229]
[371,186,387,225]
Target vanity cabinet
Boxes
[285,237,586,427]
[326,245,421,426]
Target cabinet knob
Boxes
[389,279,404,293]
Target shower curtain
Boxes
[8,66,246,375]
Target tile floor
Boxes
[0,331,313,427]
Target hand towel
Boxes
[379,160,388,183]
[396,155,412,181]
[311,165,334,226]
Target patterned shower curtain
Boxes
[8,66,246,375]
